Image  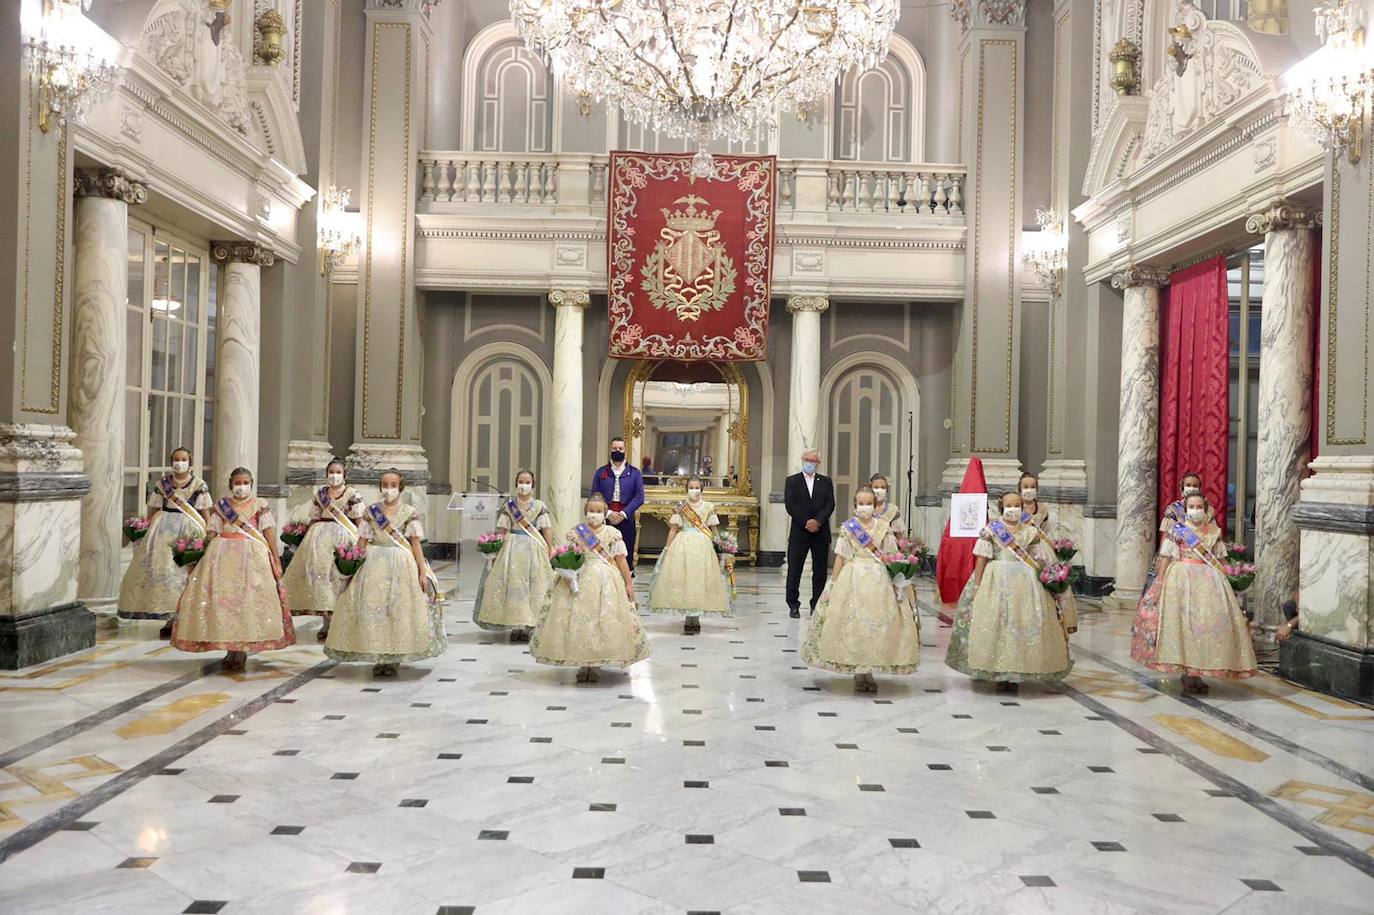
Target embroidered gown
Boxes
[649,499,733,618]
[324,503,446,664]
[531,525,649,669]
[946,523,1071,683]
[1023,503,1078,633]
[1130,520,1256,679]
[877,503,906,537]
[802,518,921,675]
[474,497,554,631]
[1140,500,1217,596]
[282,486,365,618]
[172,499,295,653]
[117,475,213,621]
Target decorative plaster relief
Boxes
[138,0,251,135]
[554,244,587,269]
[793,249,825,274]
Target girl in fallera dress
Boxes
[473,469,555,642]
[870,473,905,536]
[1140,473,1214,599]
[282,458,364,641]
[802,486,921,692]
[1018,473,1078,635]
[531,493,649,683]
[1131,493,1257,693]
[649,476,733,634]
[118,447,213,637]
[325,470,446,677]
[172,468,295,671]
[946,491,1072,692]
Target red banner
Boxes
[607,152,775,361]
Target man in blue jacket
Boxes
[589,435,645,568]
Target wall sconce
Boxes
[23,0,122,133]
[255,7,287,66]
[1285,0,1372,164]
[1022,208,1068,297]
[318,185,361,276]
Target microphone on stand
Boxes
[906,410,916,549]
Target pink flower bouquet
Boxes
[1052,538,1078,562]
[712,531,739,555]
[334,543,366,576]
[171,537,207,567]
[1039,562,1073,595]
[1226,542,1250,563]
[280,522,309,548]
[1222,561,1257,592]
[881,552,923,600]
[123,516,150,543]
[550,544,585,593]
[476,531,506,556]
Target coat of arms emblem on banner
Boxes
[641,195,738,322]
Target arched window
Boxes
[831,36,925,162]
[467,358,543,487]
[826,366,903,517]
[474,39,553,153]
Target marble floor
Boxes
[0,561,1372,914]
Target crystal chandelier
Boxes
[1023,208,1067,297]
[1284,0,1373,164]
[510,0,900,176]
[318,186,361,276]
[23,0,122,133]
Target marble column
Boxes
[786,294,829,465]
[1107,266,1168,608]
[1245,203,1319,628]
[68,169,146,610]
[547,289,589,533]
[211,242,274,480]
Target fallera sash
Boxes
[317,487,359,540]
[678,500,713,538]
[987,520,1042,575]
[1168,522,1227,574]
[216,499,270,553]
[842,517,887,557]
[506,498,543,541]
[161,476,207,534]
[575,523,616,569]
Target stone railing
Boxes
[416,152,965,220]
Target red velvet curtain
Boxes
[1158,256,1230,536]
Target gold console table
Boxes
[633,488,760,566]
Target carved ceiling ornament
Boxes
[947,0,1025,33]
[1140,0,1264,162]
[137,0,251,136]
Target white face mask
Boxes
[171,459,190,474]
[1003,507,1021,522]
[872,487,887,502]
[381,487,401,503]
[231,483,252,500]
[1187,508,1205,523]
[1021,487,1037,501]
[516,482,533,496]
[855,504,874,520]
[586,511,605,526]
[687,488,702,501]
[327,472,344,487]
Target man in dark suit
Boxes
[589,435,646,566]
[784,447,835,618]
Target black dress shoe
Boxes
[789,607,800,619]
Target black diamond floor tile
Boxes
[271,825,305,835]
[797,870,831,883]
[346,862,381,874]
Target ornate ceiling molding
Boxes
[1111,265,1170,288]
[74,168,149,205]
[211,240,277,266]
[1245,202,1321,235]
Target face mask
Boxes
[1003,507,1020,522]
[872,487,887,502]
[855,504,874,519]
[586,511,605,526]
[610,450,625,463]
[687,488,702,501]
[327,472,344,487]
[231,483,252,499]
[381,487,401,503]
[171,460,190,474]
[516,482,533,496]
[802,461,817,475]
[1183,486,1201,497]
[1021,487,1037,501]
[1187,508,1205,523]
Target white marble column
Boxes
[1246,203,1319,627]
[1108,266,1168,607]
[786,294,829,465]
[211,242,274,480]
[69,169,146,609]
[547,289,589,532]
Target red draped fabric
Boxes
[936,457,987,604]
[1158,255,1230,536]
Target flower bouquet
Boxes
[550,544,585,594]
[1052,538,1078,563]
[476,531,506,558]
[712,531,739,556]
[280,522,309,548]
[123,516,150,543]
[897,537,933,575]
[1223,561,1257,592]
[171,537,206,567]
[335,543,366,577]
[882,552,923,601]
[1039,562,1073,595]
[1226,542,1250,563]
